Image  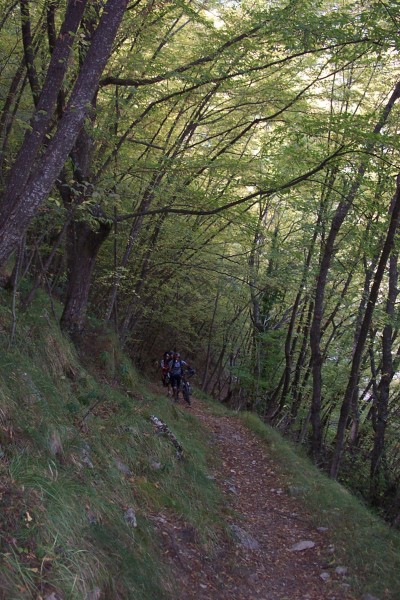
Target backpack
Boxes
[170,359,184,376]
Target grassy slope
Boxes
[0,293,223,599]
[0,290,399,599]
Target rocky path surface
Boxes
[156,397,355,600]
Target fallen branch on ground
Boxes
[150,415,183,459]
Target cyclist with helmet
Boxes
[168,352,191,403]
[160,351,172,393]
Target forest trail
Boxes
[157,394,355,600]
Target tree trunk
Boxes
[1,0,89,217]
[330,175,400,479]
[19,0,41,105]
[310,199,351,462]
[0,0,128,268]
[347,249,378,448]
[22,218,70,308]
[278,210,321,409]
[202,287,220,391]
[309,80,400,463]
[60,219,111,336]
[370,251,398,502]
[288,299,313,424]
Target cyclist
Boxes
[168,352,192,403]
[160,351,172,394]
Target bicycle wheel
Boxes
[173,385,179,402]
[182,382,191,405]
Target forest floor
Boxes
[155,391,356,600]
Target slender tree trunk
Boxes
[202,287,220,391]
[330,175,400,478]
[104,100,203,321]
[0,62,26,182]
[309,80,400,463]
[104,188,156,321]
[370,251,398,502]
[209,342,227,397]
[278,210,321,409]
[8,236,25,348]
[22,217,70,308]
[347,248,378,447]
[19,0,41,105]
[310,200,351,462]
[0,2,19,33]
[290,300,314,425]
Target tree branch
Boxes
[115,146,346,222]
[99,37,378,89]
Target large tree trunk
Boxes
[0,0,128,268]
[60,219,111,336]
[1,0,89,217]
[57,1,109,336]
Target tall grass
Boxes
[0,291,224,598]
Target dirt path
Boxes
[157,397,355,600]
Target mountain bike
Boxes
[181,372,192,405]
[172,368,195,405]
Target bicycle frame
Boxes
[171,370,193,405]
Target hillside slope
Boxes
[0,294,399,599]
